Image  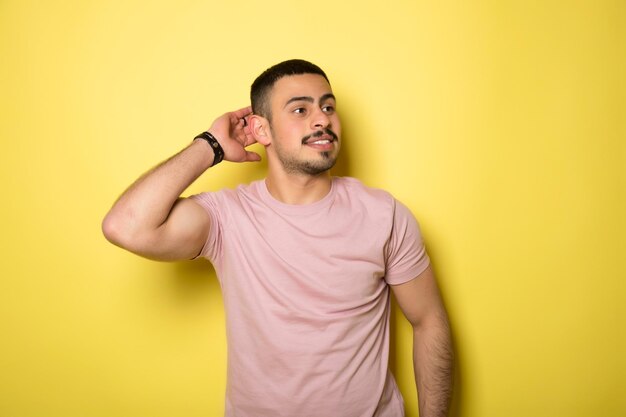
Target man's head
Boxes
[249,60,340,177]
[251,59,330,121]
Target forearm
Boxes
[413,313,454,417]
[103,139,213,244]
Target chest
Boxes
[222,203,393,307]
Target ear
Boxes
[248,115,272,146]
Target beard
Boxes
[271,128,340,176]
[279,150,337,176]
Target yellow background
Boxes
[1,1,624,416]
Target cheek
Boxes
[280,122,306,138]
[271,123,303,146]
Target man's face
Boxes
[266,73,341,176]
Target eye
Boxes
[293,107,306,115]
[322,104,335,114]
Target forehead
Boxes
[270,74,334,106]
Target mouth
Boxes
[302,130,338,148]
[306,137,334,145]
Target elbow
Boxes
[102,211,124,247]
[102,210,139,250]
[102,210,157,258]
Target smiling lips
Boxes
[306,136,334,145]
[302,130,338,147]
[303,135,336,151]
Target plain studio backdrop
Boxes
[1,1,624,416]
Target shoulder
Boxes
[333,176,396,209]
[333,177,421,228]
[191,180,261,203]
[333,176,394,200]
[332,177,405,236]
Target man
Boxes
[102,59,453,417]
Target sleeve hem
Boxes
[385,257,431,286]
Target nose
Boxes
[312,108,331,129]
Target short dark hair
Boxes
[250,59,330,120]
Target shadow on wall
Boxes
[167,258,220,302]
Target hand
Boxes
[207,106,261,163]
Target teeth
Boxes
[311,140,330,145]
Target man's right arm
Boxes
[102,106,260,261]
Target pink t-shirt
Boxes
[191,177,430,417]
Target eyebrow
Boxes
[284,93,336,108]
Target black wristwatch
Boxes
[194,131,225,166]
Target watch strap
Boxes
[194,131,224,166]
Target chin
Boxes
[302,157,337,176]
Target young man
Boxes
[102,59,453,417]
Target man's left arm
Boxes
[390,265,453,417]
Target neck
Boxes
[265,170,332,205]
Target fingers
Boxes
[230,117,253,142]
[231,106,253,119]
[227,107,253,136]
[245,151,262,162]
[208,107,259,164]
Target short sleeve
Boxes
[189,193,223,263]
[384,199,430,285]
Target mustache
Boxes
[301,129,338,144]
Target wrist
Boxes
[194,131,224,166]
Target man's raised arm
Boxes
[102,106,260,261]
